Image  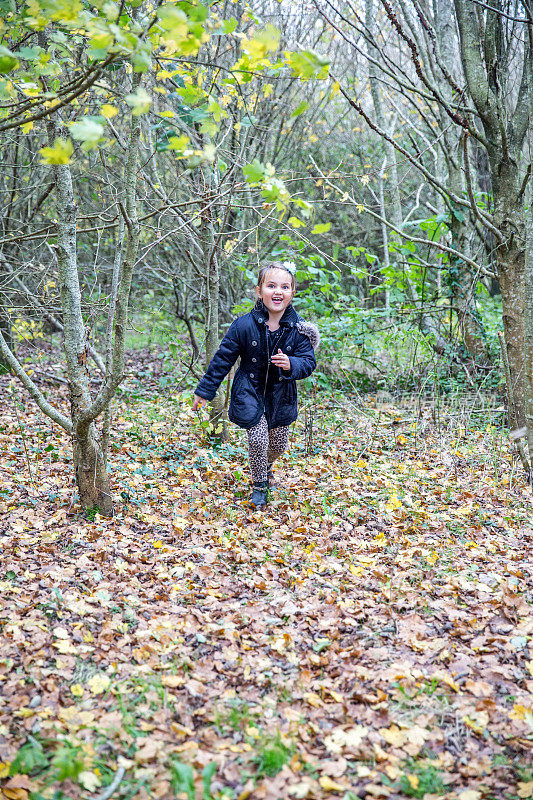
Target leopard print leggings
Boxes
[247,414,290,484]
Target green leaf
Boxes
[170,759,195,800]
[291,101,309,117]
[223,17,237,34]
[202,762,217,800]
[132,46,152,73]
[243,159,267,183]
[0,46,19,74]
[125,85,152,115]
[311,222,331,234]
[40,138,74,165]
[157,4,189,43]
[167,134,190,152]
[70,118,104,150]
[176,84,204,106]
[199,118,218,137]
[287,49,330,79]
[10,739,48,775]
[288,216,305,228]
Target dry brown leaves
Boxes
[0,376,532,800]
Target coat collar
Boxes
[251,300,299,328]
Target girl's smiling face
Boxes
[255,268,295,315]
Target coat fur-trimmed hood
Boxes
[296,321,320,351]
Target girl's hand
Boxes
[192,394,207,411]
[271,348,291,371]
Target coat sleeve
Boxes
[195,320,242,401]
[282,331,316,381]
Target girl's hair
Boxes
[256,261,296,292]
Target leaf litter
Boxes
[0,374,532,800]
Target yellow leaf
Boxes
[526,660,533,677]
[39,138,73,165]
[78,771,101,792]
[324,726,368,753]
[161,675,185,688]
[304,692,323,708]
[53,639,77,654]
[153,540,163,548]
[319,776,345,792]
[70,684,84,697]
[87,674,111,695]
[509,704,532,720]
[0,762,11,779]
[459,792,482,800]
[385,493,402,514]
[379,724,407,747]
[517,782,533,799]
[100,104,118,118]
[21,120,34,133]
[406,774,419,790]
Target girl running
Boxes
[193,261,319,508]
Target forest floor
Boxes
[0,349,532,800]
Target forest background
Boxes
[0,0,532,799]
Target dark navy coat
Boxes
[195,302,319,430]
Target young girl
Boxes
[193,261,319,509]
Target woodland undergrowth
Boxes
[0,362,532,800]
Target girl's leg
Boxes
[246,415,269,484]
[267,425,290,466]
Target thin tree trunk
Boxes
[0,304,13,372]
[366,0,448,351]
[523,3,533,466]
[47,118,113,515]
[200,157,228,442]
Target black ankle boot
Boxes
[250,480,269,509]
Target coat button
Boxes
[279,376,283,381]
[258,317,263,322]
[286,345,291,351]
[252,357,257,362]
[250,372,254,378]
[252,340,257,346]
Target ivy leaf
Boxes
[287,49,330,79]
[125,86,152,116]
[39,138,74,165]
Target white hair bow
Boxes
[282,260,296,275]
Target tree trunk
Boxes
[495,233,526,427]
[200,161,229,443]
[0,305,13,372]
[74,422,113,515]
[435,0,489,362]
[524,1,533,465]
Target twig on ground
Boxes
[90,766,126,800]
